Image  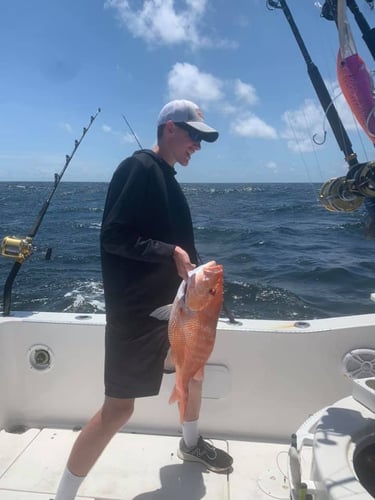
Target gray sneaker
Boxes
[177,436,233,473]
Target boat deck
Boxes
[0,428,291,499]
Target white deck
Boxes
[0,428,291,499]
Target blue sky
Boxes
[1,0,375,183]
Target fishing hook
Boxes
[313,98,342,145]
[313,130,328,145]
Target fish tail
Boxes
[168,377,188,423]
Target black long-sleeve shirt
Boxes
[100,150,198,325]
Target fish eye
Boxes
[209,288,216,295]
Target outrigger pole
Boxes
[346,0,375,57]
[1,108,101,316]
[121,113,143,149]
[267,0,375,215]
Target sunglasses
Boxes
[174,122,203,143]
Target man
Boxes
[55,99,233,500]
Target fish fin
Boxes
[169,385,187,423]
[169,385,179,404]
[150,304,173,321]
[192,366,205,381]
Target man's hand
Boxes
[173,246,196,281]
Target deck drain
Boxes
[28,344,53,371]
[6,425,28,434]
[294,321,310,329]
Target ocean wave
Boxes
[63,280,105,313]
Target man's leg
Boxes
[181,378,202,446]
[55,396,134,499]
[178,378,233,473]
[184,378,202,421]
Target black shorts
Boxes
[104,317,170,399]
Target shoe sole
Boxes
[177,449,232,473]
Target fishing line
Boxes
[312,97,341,146]
[301,105,328,199]
[284,111,321,202]
[365,107,375,137]
[352,106,372,161]
[256,449,290,499]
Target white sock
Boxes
[55,467,85,500]
[182,420,199,448]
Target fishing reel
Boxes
[321,0,374,22]
[319,177,363,211]
[349,160,375,197]
[319,161,375,211]
[1,236,33,262]
[320,1,337,21]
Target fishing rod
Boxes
[122,112,239,324]
[1,108,101,317]
[347,0,375,59]
[267,0,375,215]
[121,113,143,149]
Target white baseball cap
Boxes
[157,99,219,143]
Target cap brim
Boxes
[185,121,219,143]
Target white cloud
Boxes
[167,63,224,104]
[102,124,137,145]
[225,77,276,140]
[230,113,278,139]
[265,160,278,171]
[105,0,212,47]
[122,132,137,144]
[59,122,73,134]
[164,63,276,141]
[234,79,258,105]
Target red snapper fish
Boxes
[336,0,375,144]
[151,261,223,422]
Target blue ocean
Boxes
[1,181,375,320]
